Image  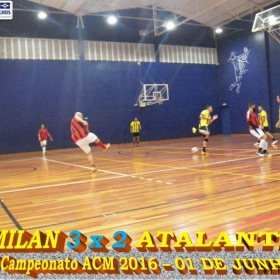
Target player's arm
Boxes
[247,114,261,129]
[209,115,218,125]
[260,115,266,126]
[48,132,53,141]
[139,122,141,131]
[38,132,41,141]
[74,115,88,126]
[276,116,280,128]
[199,114,209,120]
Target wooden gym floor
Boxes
[1,134,280,247]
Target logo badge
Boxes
[0,1,13,20]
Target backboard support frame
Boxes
[134,84,169,107]
[252,4,280,44]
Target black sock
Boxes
[273,138,276,141]
[203,147,206,152]
[258,140,260,143]
[263,150,267,153]
[258,147,262,153]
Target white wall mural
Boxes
[228,47,250,94]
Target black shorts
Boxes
[199,126,210,133]
[133,132,140,137]
[263,126,269,133]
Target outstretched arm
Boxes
[75,114,88,126]
[209,115,218,125]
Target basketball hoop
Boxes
[156,96,163,105]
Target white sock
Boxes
[259,139,265,149]
[43,147,46,153]
[264,141,268,150]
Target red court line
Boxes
[208,210,280,236]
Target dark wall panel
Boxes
[217,31,270,134]
[0,60,220,154]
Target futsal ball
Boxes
[191,147,198,153]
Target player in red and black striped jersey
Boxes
[70,112,110,172]
[38,124,53,156]
[246,102,270,157]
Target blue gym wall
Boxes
[217,2,280,135]
[266,34,280,132]
[217,24,271,134]
[0,0,222,154]
[0,60,219,154]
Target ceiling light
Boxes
[107,15,117,25]
[38,11,47,19]
[215,28,223,34]
[165,21,175,30]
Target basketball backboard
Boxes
[134,84,169,107]
[252,4,280,43]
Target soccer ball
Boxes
[191,147,198,153]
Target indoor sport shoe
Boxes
[256,151,264,157]
[201,152,209,156]
[272,140,278,145]
[91,167,97,172]
[104,143,110,152]
[192,127,197,134]
[263,152,272,157]
[254,142,260,147]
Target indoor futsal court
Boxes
[2,0,280,259]
[1,134,280,247]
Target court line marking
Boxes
[141,146,277,151]
[0,200,23,230]
[68,153,268,174]
[45,152,280,183]
[0,175,125,194]
[45,153,280,184]
[2,153,280,195]
[41,158,127,176]
[24,179,280,231]
[131,153,280,177]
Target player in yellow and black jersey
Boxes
[192,105,218,155]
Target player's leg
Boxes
[254,139,260,147]
[132,133,136,146]
[192,126,210,155]
[136,133,140,147]
[95,139,110,151]
[265,131,277,145]
[76,141,97,171]
[84,132,110,151]
[202,135,210,155]
[199,127,210,155]
[252,129,270,156]
[41,141,47,155]
[260,134,271,156]
[250,129,265,156]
